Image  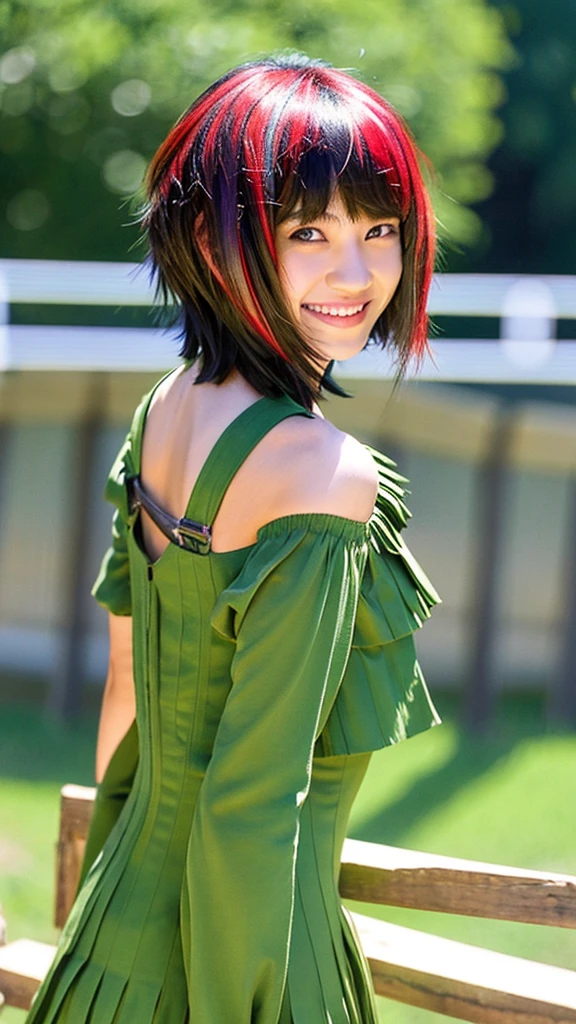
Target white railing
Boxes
[0,260,575,382]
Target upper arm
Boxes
[107,611,134,695]
[266,417,379,525]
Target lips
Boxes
[302,302,367,317]
[301,300,371,328]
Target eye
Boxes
[366,223,399,239]
[288,226,324,242]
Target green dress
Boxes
[25,366,442,1024]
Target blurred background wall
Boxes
[0,0,575,727]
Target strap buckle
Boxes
[173,518,212,555]
[127,476,212,556]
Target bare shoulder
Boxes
[263,414,379,523]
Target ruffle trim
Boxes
[314,445,442,756]
[353,444,442,647]
[313,637,442,756]
[314,445,442,757]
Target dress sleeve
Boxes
[91,432,134,617]
[315,444,443,756]
[181,519,369,1024]
[91,508,132,616]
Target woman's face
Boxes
[275,190,403,371]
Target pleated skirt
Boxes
[26,751,378,1024]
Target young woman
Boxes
[26,53,442,1024]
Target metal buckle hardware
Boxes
[172,518,212,555]
[127,476,212,556]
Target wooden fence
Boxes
[1,784,576,1020]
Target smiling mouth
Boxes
[301,301,369,318]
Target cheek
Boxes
[277,251,315,308]
[376,244,403,289]
[393,249,403,287]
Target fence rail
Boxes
[2,784,576,1021]
[1,261,576,315]
[1,261,575,382]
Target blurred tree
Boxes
[458,1,576,274]
[0,0,512,263]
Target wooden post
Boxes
[549,476,576,726]
[464,410,513,733]
[46,374,106,722]
[55,784,96,928]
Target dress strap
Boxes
[183,393,315,527]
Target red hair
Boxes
[142,55,436,406]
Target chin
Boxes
[316,336,371,365]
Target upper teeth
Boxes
[304,304,365,317]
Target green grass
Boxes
[1,693,576,1023]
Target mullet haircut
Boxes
[139,53,437,410]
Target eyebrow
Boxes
[282,211,400,225]
[283,211,341,225]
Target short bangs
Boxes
[141,54,436,410]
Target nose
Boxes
[325,240,373,294]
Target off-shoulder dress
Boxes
[25,366,442,1024]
